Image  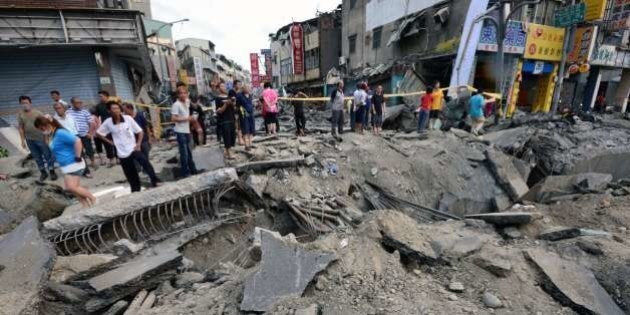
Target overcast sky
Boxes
[152,0,341,70]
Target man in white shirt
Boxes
[97,101,161,192]
[171,86,197,178]
[353,83,368,134]
[53,102,78,135]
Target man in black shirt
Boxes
[94,90,117,166]
[294,91,308,136]
[372,85,386,136]
[229,80,243,145]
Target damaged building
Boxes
[0,0,156,119]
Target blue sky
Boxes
[152,0,341,69]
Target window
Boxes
[349,34,357,54]
[372,27,382,49]
[281,58,292,76]
[305,48,320,70]
[350,0,358,9]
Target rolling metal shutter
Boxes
[110,52,135,102]
[0,47,99,112]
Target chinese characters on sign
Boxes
[477,20,526,54]
[568,26,595,64]
[590,44,630,68]
[524,23,565,62]
[250,53,260,88]
[554,3,585,27]
[610,0,630,30]
[584,0,608,21]
[290,23,304,75]
[193,57,206,94]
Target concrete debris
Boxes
[112,239,145,256]
[245,174,268,198]
[45,282,88,304]
[0,216,55,315]
[43,168,239,235]
[294,303,319,315]
[576,240,604,256]
[464,212,536,226]
[482,292,503,309]
[51,253,118,283]
[87,249,181,293]
[501,226,523,239]
[448,282,465,292]
[526,249,624,315]
[192,146,225,172]
[235,157,305,173]
[240,229,336,312]
[570,152,630,181]
[102,300,129,315]
[485,149,530,201]
[524,173,613,203]
[472,248,513,277]
[538,226,581,241]
[174,272,205,288]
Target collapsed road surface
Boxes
[1,110,630,314]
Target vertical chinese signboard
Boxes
[260,49,272,83]
[290,23,304,75]
[568,26,595,64]
[524,23,565,62]
[193,56,206,94]
[250,53,260,88]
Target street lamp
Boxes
[146,18,189,93]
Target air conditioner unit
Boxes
[339,56,347,65]
[434,7,450,25]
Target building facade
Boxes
[270,8,342,95]
[176,38,217,96]
[144,18,178,100]
[0,1,155,118]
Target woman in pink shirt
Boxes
[261,82,279,135]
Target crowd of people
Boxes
[13,79,492,208]
[17,90,161,208]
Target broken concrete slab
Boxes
[472,248,512,277]
[88,250,181,293]
[240,230,336,312]
[377,211,440,263]
[235,157,305,173]
[464,212,535,226]
[570,152,630,181]
[192,146,225,172]
[0,216,55,315]
[538,227,581,241]
[45,282,89,304]
[43,168,238,236]
[524,173,613,203]
[485,149,529,201]
[0,154,31,178]
[245,174,269,198]
[526,249,624,315]
[51,253,118,283]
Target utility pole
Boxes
[550,0,576,115]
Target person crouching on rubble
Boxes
[469,89,486,136]
[417,86,433,132]
[97,101,161,192]
[34,116,96,207]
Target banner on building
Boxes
[477,20,527,54]
[177,69,188,85]
[167,57,178,89]
[610,0,630,30]
[290,23,304,75]
[568,26,595,64]
[260,49,272,82]
[449,0,490,95]
[193,56,206,93]
[250,53,260,88]
[584,0,608,20]
[524,23,565,62]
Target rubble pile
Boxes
[1,113,630,314]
